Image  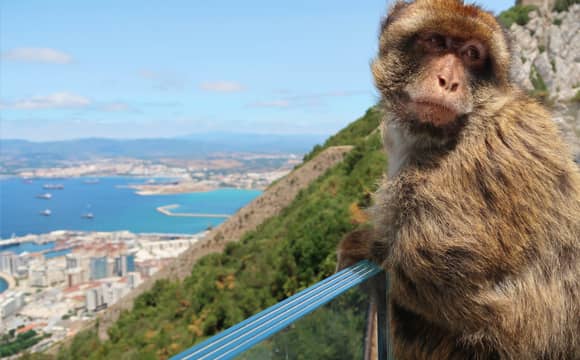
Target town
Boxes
[0,230,205,354]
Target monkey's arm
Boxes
[336,228,376,272]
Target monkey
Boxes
[337,0,580,359]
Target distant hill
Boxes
[0,133,328,161]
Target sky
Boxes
[0,0,512,141]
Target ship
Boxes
[81,212,94,219]
[43,184,64,190]
[83,179,100,184]
[36,193,53,199]
[40,209,52,216]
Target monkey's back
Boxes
[375,94,580,358]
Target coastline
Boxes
[130,181,217,195]
[0,272,16,293]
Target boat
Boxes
[83,179,100,184]
[81,212,94,219]
[43,184,64,190]
[36,193,52,199]
[40,209,52,216]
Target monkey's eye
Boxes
[420,33,446,52]
[464,46,480,60]
[459,40,487,68]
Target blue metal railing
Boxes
[171,260,388,360]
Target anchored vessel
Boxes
[43,184,64,190]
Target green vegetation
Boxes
[554,0,580,12]
[0,330,50,358]
[497,5,538,28]
[529,65,550,102]
[48,108,385,359]
[240,287,368,360]
[572,90,580,103]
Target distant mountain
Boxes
[0,133,328,161]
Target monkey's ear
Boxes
[336,228,375,272]
[380,1,409,34]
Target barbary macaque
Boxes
[338,0,580,358]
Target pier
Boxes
[156,204,230,219]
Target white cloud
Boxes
[199,81,245,93]
[2,92,91,110]
[248,100,290,108]
[1,48,72,64]
[99,102,131,112]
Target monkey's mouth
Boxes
[409,100,458,127]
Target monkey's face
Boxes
[372,0,512,136]
[402,33,488,127]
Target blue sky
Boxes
[0,0,511,141]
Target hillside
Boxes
[94,144,354,340]
[26,107,384,359]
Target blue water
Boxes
[0,177,261,239]
[0,278,7,294]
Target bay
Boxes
[0,177,261,239]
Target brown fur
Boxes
[339,1,580,359]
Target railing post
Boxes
[375,270,394,360]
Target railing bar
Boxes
[210,266,380,360]
[175,262,368,358]
[173,261,377,359]
[190,266,378,359]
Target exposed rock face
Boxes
[510,4,580,158]
[510,4,580,101]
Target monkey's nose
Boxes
[437,75,459,92]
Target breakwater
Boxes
[156,204,230,218]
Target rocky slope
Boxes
[509,4,580,158]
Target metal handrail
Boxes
[170,260,388,360]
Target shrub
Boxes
[553,0,580,12]
[497,5,538,28]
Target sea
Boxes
[0,177,261,240]
[0,176,261,294]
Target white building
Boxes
[0,291,24,318]
[0,252,19,275]
[29,267,49,287]
[85,287,104,312]
[101,283,129,307]
[66,268,86,288]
